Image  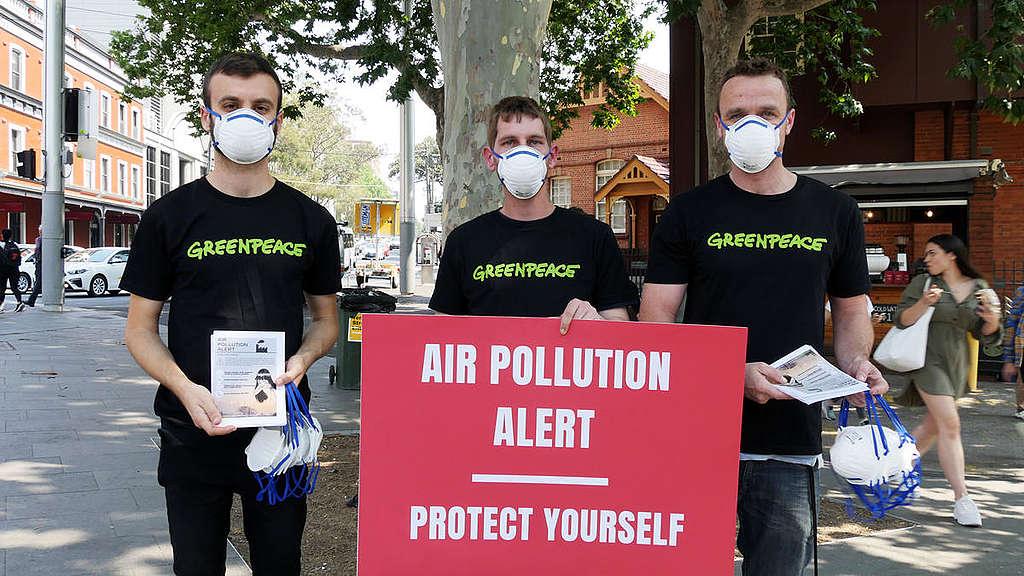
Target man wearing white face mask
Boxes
[121,53,340,576]
[430,96,637,329]
[639,59,887,576]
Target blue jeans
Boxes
[737,459,819,576]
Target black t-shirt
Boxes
[121,178,340,430]
[429,207,638,317]
[646,174,869,455]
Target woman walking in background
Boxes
[0,228,26,313]
[895,234,1001,527]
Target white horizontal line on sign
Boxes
[471,474,609,486]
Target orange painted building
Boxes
[0,0,144,248]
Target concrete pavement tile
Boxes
[4,414,75,433]
[0,430,78,448]
[0,457,63,474]
[0,510,118,544]
[32,437,158,458]
[5,488,137,520]
[0,471,97,497]
[129,485,165,508]
[92,467,157,490]
[0,390,83,401]
[61,450,157,474]
[4,535,170,576]
[0,410,24,421]
[0,445,32,461]
[109,509,167,539]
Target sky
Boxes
[63,2,671,221]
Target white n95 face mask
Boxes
[207,107,278,165]
[719,110,791,173]
[493,145,550,200]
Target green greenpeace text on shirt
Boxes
[707,232,828,252]
[186,238,307,260]
[472,262,582,282]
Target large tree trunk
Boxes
[696,0,834,179]
[697,2,754,179]
[432,0,553,236]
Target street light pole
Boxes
[398,0,416,295]
[41,0,66,310]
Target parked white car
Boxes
[63,247,130,296]
[17,244,85,293]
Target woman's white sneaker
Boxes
[953,495,982,527]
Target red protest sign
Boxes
[358,315,747,575]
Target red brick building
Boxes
[551,64,670,256]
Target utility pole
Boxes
[41,0,66,310]
[398,0,416,295]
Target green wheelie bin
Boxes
[330,287,397,390]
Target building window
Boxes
[145,146,157,203]
[100,92,111,128]
[550,177,571,208]
[64,218,73,246]
[131,109,140,140]
[9,45,25,92]
[147,97,162,132]
[83,158,95,189]
[63,72,73,88]
[595,200,628,234]
[159,151,171,196]
[100,156,111,192]
[118,102,127,134]
[131,165,141,200]
[7,211,23,243]
[595,159,625,191]
[9,125,26,171]
[179,158,191,187]
[113,223,124,246]
[118,161,128,196]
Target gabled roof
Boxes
[635,64,669,103]
[594,155,671,203]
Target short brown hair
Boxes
[719,58,794,114]
[202,52,283,113]
[487,96,553,148]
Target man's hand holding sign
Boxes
[358,315,747,575]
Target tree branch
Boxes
[755,0,833,19]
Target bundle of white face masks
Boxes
[245,381,323,505]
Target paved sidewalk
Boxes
[0,284,432,576]
[3,285,1022,575]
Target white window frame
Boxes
[9,124,26,172]
[117,160,128,196]
[9,44,26,92]
[83,81,95,94]
[64,218,74,246]
[131,108,140,140]
[100,91,112,128]
[595,199,628,234]
[82,158,95,190]
[6,212,26,243]
[549,176,571,208]
[118,101,127,134]
[595,159,625,191]
[131,164,141,200]
[99,155,111,193]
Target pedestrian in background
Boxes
[25,225,41,307]
[895,233,1001,527]
[1001,284,1024,420]
[0,228,25,312]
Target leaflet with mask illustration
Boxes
[210,330,286,427]
[769,345,869,405]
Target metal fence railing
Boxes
[622,250,648,291]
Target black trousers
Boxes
[0,267,21,305]
[26,266,40,306]
[159,422,307,576]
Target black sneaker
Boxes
[15,302,25,312]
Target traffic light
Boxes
[15,149,36,180]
